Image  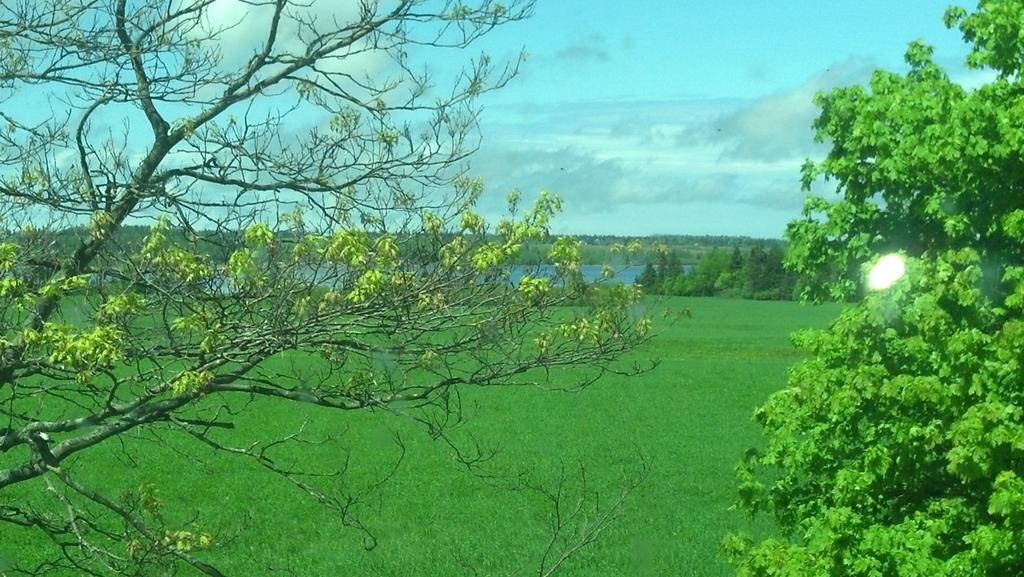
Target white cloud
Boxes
[195,1,362,62]
[468,63,871,236]
[181,0,392,86]
[708,57,875,162]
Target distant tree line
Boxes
[636,245,798,300]
[571,233,786,248]
[32,227,800,300]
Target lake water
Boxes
[511,264,647,284]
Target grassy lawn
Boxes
[1,296,840,576]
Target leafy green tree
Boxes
[729,3,1024,576]
[689,248,731,296]
[667,274,691,297]
[0,2,649,575]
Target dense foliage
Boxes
[637,245,798,300]
[729,2,1024,576]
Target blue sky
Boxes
[9,1,984,238]
[463,1,985,238]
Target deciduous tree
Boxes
[729,2,1024,576]
[0,1,649,575]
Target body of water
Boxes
[511,265,648,285]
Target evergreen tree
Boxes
[636,262,659,289]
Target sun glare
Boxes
[867,254,906,290]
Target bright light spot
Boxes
[867,254,906,290]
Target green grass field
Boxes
[2,296,840,576]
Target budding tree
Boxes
[0,1,650,575]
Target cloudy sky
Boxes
[8,1,984,238]
[460,0,984,238]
